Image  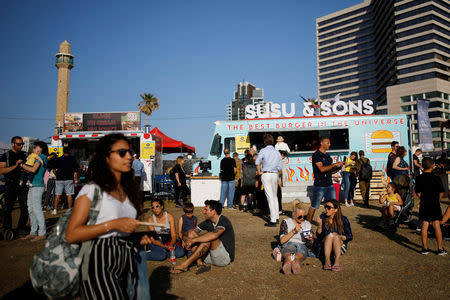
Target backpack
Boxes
[30,184,103,298]
[359,159,373,181]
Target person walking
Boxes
[0,136,28,238]
[173,156,188,208]
[52,147,78,215]
[20,141,48,242]
[240,152,257,211]
[255,134,282,227]
[219,149,236,209]
[412,148,423,179]
[65,134,150,299]
[233,152,242,209]
[356,150,372,208]
[307,137,344,223]
[132,153,144,186]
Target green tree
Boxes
[138,93,160,128]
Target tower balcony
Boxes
[55,53,74,69]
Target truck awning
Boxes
[150,127,195,154]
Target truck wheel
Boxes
[4,229,14,241]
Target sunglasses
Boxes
[297,215,305,220]
[325,205,334,210]
[14,142,24,146]
[110,149,132,157]
[151,205,161,209]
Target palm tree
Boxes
[138,93,160,129]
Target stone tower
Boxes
[55,40,74,134]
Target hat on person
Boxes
[276,136,284,142]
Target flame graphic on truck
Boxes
[287,167,295,182]
[298,167,309,181]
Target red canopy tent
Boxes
[150,127,196,154]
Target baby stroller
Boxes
[393,175,415,227]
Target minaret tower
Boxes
[55,40,74,134]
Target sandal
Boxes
[282,261,292,275]
[170,267,189,274]
[332,265,343,272]
[195,264,211,275]
[323,264,332,270]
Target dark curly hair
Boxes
[89,134,142,216]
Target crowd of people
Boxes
[0,132,448,298]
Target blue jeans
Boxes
[342,171,350,202]
[27,187,46,236]
[220,180,235,208]
[281,241,316,258]
[128,246,151,300]
[311,185,336,209]
[145,244,185,261]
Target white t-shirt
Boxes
[275,142,290,153]
[76,183,137,238]
[279,218,312,244]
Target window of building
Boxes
[401,96,411,103]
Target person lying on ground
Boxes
[378,182,403,228]
[177,202,198,257]
[145,199,185,261]
[275,200,315,275]
[316,200,353,272]
[170,200,235,274]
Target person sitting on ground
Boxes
[177,202,198,257]
[316,200,353,272]
[415,157,447,256]
[171,200,235,274]
[145,199,185,261]
[378,182,403,228]
[276,200,315,275]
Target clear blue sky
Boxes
[0,0,359,156]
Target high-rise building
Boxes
[55,40,74,134]
[227,81,264,120]
[316,0,450,149]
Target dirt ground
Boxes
[0,197,449,300]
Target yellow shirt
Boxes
[235,159,241,184]
[386,193,399,204]
[25,153,38,166]
[345,157,355,172]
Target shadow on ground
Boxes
[356,214,422,252]
[150,266,183,300]
[1,280,46,300]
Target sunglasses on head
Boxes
[151,204,161,209]
[325,205,334,210]
[110,149,132,157]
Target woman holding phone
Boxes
[66,134,149,299]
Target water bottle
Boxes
[290,253,295,262]
[170,247,176,265]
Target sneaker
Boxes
[51,209,57,215]
[345,202,350,207]
[228,207,236,210]
[437,249,447,256]
[350,202,355,206]
[420,248,429,255]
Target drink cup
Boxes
[302,230,312,239]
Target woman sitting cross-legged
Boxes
[145,199,185,261]
[316,200,353,272]
[277,200,315,275]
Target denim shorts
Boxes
[55,180,74,195]
[204,241,231,267]
[311,185,336,209]
[281,241,316,258]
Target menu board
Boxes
[64,112,140,132]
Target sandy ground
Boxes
[0,197,449,300]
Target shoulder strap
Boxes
[5,151,10,168]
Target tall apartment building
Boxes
[226,81,264,120]
[316,0,449,149]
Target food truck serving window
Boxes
[248,129,349,152]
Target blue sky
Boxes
[0,0,359,156]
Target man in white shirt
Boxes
[275,136,290,153]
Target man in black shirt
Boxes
[171,200,235,274]
[52,147,78,214]
[0,136,28,236]
[219,148,236,209]
[308,137,344,222]
[386,141,399,180]
[412,148,423,178]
